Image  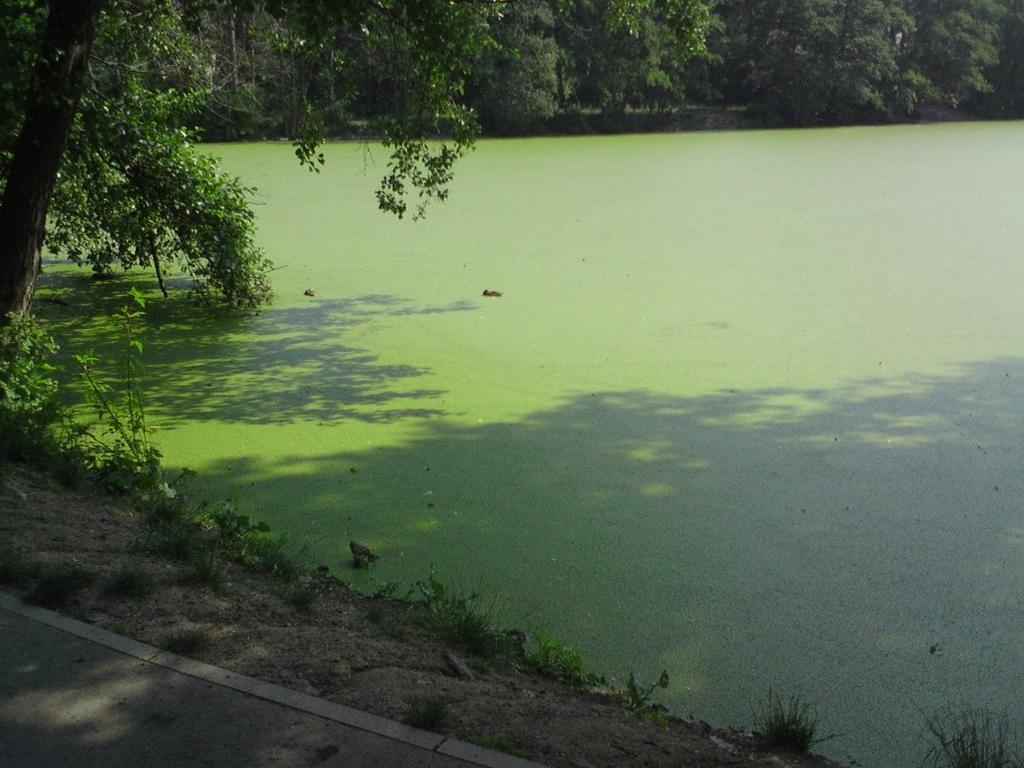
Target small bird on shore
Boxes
[349,540,378,568]
[304,288,316,297]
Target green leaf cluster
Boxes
[0,0,516,310]
[73,289,162,493]
[413,570,508,656]
[0,312,59,426]
[700,0,1012,125]
[522,629,594,685]
[201,498,298,577]
[624,669,671,727]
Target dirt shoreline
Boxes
[0,464,842,768]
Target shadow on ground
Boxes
[0,609,460,768]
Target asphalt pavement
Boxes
[0,595,543,768]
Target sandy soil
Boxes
[0,464,841,768]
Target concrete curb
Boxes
[0,593,546,768]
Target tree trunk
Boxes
[0,0,106,321]
[230,14,240,92]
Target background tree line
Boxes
[0,0,706,316]
[190,0,1024,139]
[0,0,1020,318]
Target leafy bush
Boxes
[49,61,272,308]
[202,500,299,578]
[624,670,671,727]
[74,290,161,494]
[414,571,507,657]
[523,629,590,684]
[0,314,63,473]
[0,313,59,426]
[142,522,197,560]
[144,468,195,524]
[371,579,400,598]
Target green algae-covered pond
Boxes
[39,123,1024,766]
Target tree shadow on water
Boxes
[36,266,476,425]
[31,265,1024,764]
[194,357,1024,767]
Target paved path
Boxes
[0,596,543,768]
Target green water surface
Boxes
[39,123,1024,767]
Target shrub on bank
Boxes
[753,688,819,751]
[923,708,1023,768]
[1,297,161,496]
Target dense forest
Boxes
[191,0,1024,139]
[0,0,1021,315]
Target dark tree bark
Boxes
[0,0,107,320]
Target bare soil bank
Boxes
[0,464,841,768]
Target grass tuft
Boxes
[381,619,410,641]
[241,531,300,579]
[181,549,226,591]
[103,567,155,599]
[271,581,317,610]
[143,523,197,560]
[404,697,448,731]
[25,566,95,610]
[434,598,504,656]
[414,572,508,657]
[523,629,588,684]
[753,688,819,752]
[161,629,207,655]
[922,708,1022,768]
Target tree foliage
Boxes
[468,1,561,135]
[974,0,1024,116]
[0,0,507,314]
[46,1,271,305]
[1,0,1020,320]
[707,0,916,125]
[170,0,1020,134]
[2,0,713,317]
[691,0,1013,125]
[899,0,1002,108]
